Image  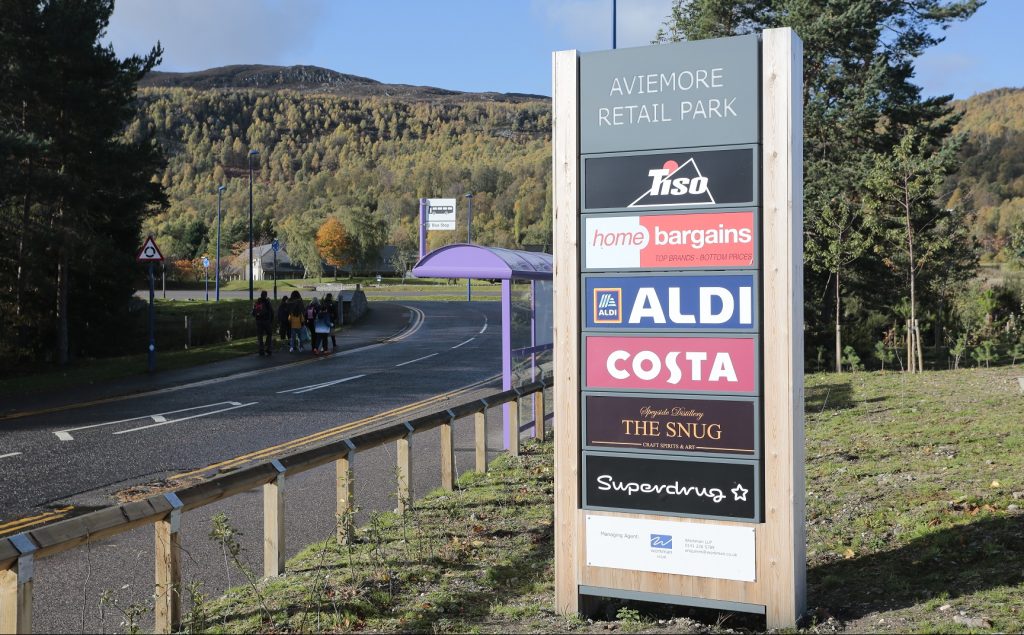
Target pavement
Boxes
[0,299,541,633]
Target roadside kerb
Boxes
[0,377,551,634]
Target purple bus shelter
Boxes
[411,244,553,448]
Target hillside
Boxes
[140,64,548,104]
[947,87,1024,262]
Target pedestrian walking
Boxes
[323,293,340,352]
[314,298,332,354]
[288,302,305,352]
[306,297,321,355]
[277,296,290,343]
[252,290,274,357]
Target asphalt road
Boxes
[0,300,540,633]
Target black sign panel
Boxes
[583,147,757,212]
[584,394,758,456]
[583,452,759,521]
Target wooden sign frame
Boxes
[553,28,805,628]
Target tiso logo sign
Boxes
[593,288,622,324]
[630,159,713,208]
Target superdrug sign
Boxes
[583,452,760,521]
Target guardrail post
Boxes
[441,410,456,491]
[0,534,35,635]
[397,422,414,514]
[154,493,183,634]
[475,401,488,473]
[534,388,546,440]
[336,440,356,544]
[264,460,286,578]
[509,393,521,457]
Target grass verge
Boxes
[195,365,1024,634]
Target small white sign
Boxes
[426,198,456,231]
[585,514,755,581]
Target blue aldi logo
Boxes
[650,534,673,550]
[593,288,622,324]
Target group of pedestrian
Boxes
[252,289,342,357]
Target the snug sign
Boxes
[585,335,758,394]
[584,394,757,456]
[583,452,760,521]
[585,273,757,331]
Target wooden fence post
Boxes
[509,396,521,457]
[441,411,455,491]
[336,441,355,544]
[154,493,183,634]
[475,403,488,473]
[264,460,286,578]
[534,388,546,440]
[397,423,414,514]
[0,534,35,635]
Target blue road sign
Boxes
[584,273,757,331]
[271,239,280,253]
[202,256,210,268]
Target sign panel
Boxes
[582,211,757,271]
[136,236,164,262]
[579,34,760,154]
[583,452,759,521]
[584,393,757,456]
[583,147,757,212]
[426,197,457,231]
[584,334,757,394]
[202,256,210,268]
[586,514,756,581]
[584,273,757,331]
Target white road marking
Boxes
[0,452,22,460]
[277,374,365,395]
[54,401,245,441]
[112,402,258,435]
[479,319,488,334]
[396,353,438,367]
[452,337,475,349]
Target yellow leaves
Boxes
[990,480,1001,488]
[315,216,352,267]
[842,548,855,559]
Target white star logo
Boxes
[731,484,749,502]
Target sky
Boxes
[105,0,1022,100]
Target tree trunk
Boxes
[915,319,924,371]
[56,245,69,365]
[905,187,918,373]
[835,271,842,373]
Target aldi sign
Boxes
[583,147,757,212]
[584,273,756,331]
[583,211,757,271]
[584,335,757,394]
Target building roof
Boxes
[411,244,552,281]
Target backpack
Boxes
[252,299,269,320]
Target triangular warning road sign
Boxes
[137,236,164,262]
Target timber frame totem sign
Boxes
[553,31,805,627]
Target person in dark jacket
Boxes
[277,296,290,343]
[323,293,340,352]
[252,290,274,356]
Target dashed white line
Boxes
[0,452,22,460]
[277,375,365,395]
[112,401,258,435]
[452,337,475,349]
[54,401,246,441]
[396,353,439,367]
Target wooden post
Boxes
[475,408,488,473]
[397,423,413,514]
[509,397,521,456]
[552,47,581,617]
[440,413,455,491]
[534,389,546,441]
[0,535,36,634]
[263,460,286,578]
[336,442,355,544]
[154,494,183,634]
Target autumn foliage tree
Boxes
[316,216,352,277]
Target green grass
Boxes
[191,366,1024,633]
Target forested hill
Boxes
[135,71,553,278]
[948,87,1024,262]
[140,64,548,103]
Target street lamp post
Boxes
[248,149,259,301]
[466,192,473,302]
[216,184,225,302]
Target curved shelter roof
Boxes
[412,244,552,281]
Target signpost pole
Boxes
[148,263,156,373]
[418,198,427,260]
[466,193,473,302]
[273,249,278,301]
[205,267,209,302]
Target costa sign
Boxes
[584,273,757,331]
[584,335,757,394]
[583,452,760,521]
[584,393,758,456]
[583,211,756,271]
[583,147,757,212]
